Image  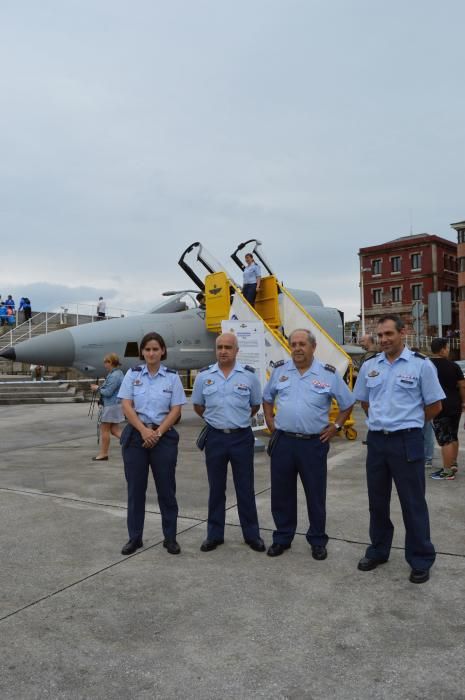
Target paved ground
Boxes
[0,401,464,700]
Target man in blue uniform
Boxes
[192,332,265,552]
[263,329,354,560]
[354,314,444,584]
[242,253,261,307]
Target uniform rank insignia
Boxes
[367,370,379,378]
[324,363,336,373]
[279,375,289,382]
[205,378,214,385]
[271,359,285,368]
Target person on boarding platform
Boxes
[241,253,261,308]
[90,353,125,462]
[263,328,354,560]
[118,332,186,556]
[96,297,106,320]
[18,296,32,321]
[191,332,265,553]
[5,295,15,311]
[354,314,445,585]
[429,337,465,481]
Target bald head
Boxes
[216,332,239,369]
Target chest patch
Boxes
[367,370,379,378]
[279,375,289,382]
[312,380,330,389]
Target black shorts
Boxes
[432,414,461,446]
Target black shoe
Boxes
[409,568,430,584]
[311,545,327,561]
[357,556,388,571]
[245,537,266,552]
[121,539,143,555]
[163,540,181,555]
[267,543,291,557]
[200,538,224,552]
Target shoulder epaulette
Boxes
[244,364,255,373]
[413,351,426,359]
[199,364,212,373]
[324,363,336,373]
[271,359,285,368]
[131,365,143,372]
[165,367,177,373]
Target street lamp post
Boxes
[359,257,371,336]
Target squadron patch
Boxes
[367,370,380,378]
[205,378,215,385]
[133,379,143,386]
[279,375,289,382]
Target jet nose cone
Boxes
[3,329,75,366]
[0,346,16,361]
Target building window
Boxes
[458,257,465,273]
[373,289,382,305]
[458,230,465,244]
[412,284,422,301]
[372,259,382,275]
[391,256,401,273]
[391,287,401,303]
[411,253,421,270]
[457,287,465,302]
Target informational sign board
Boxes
[221,319,266,431]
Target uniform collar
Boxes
[288,358,321,375]
[211,361,244,374]
[377,345,410,364]
[140,363,167,377]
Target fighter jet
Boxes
[0,291,217,376]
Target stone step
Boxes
[0,380,86,404]
[0,395,85,405]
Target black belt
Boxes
[369,428,421,436]
[141,422,160,430]
[208,425,248,434]
[283,431,320,439]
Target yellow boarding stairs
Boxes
[203,269,356,440]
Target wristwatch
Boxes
[334,422,343,432]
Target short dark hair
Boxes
[139,332,167,360]
[431,337,448,354]
[377,314,404,332]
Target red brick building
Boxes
[450,220,465,358]
[358,234,458,336]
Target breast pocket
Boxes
[306,385,331,407]
[366,376,383,389]
[132,386,146,411]
[232,385,251,405]
[203,384,220,405]
[276,380,291,400]
[396,376,419,391]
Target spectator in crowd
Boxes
[359,334,378,367]
[90,353,125,461]
[5,295,15,311]
[351,323,357,343]
[0,303,7,327]
[30,364,44,381]
[96,296,106,320]
[18,296,32,321]
[429,338,465,481]
[6,306,15,325]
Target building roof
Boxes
[359,233,456,254]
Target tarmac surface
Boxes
[0,400,464,700]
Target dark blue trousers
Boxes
[122,427,179,542]
[270,433,329,547]
[242,284,257,307]
[204,427,260,541]
[365,429,436,570]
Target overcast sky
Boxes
[2,0,464,320]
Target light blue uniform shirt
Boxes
[263,358,354,433]
[191,361,262,429]
[118,364,186,425]
[353,347,445,431]
[243,262,261,285]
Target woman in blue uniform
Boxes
[90,353,125,461]
[242,253,261,307]
[118,332,186,556]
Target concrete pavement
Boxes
[0,402,464,699]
